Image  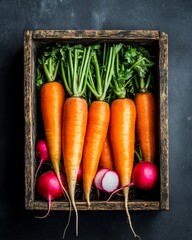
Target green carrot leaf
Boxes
[36,63,45,89]
[124,46,154,78]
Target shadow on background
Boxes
[5,49,25,217]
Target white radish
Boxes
[94,168,109,190]
[101,171,119,193]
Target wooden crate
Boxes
[24,30,169,211]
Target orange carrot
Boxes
[99,132,115,171]
[60,44,92,236]
[38,49,72,238]
[83,101,110,206]
[107,45,155,238]
[41,82,64,179]
[82,43,123,206]
[38,48,64,182]
[40,82,72,217]
[135,91,156,163]
[110,98,137,237]
[62,97,88,205]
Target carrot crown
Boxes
[60,44,92,97]
[135,72,153,93]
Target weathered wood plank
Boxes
[32,201,160,211]
[24,30,35,210]
[159,32,169,210]
[32,30,160,40]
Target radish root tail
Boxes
[35,160,43,179]
[106,183,133,202]
[35,195,51,219]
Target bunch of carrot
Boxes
[35,43,156,238]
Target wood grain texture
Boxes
[32,30,160,40]
[24,30,36,210]
[24,30,168,211]
[159,32,169,210]
[32,200,160,211]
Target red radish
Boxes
[35,140,49,179]
[101,171,119,193]
[36,170,66,218]
[132,161,158,190]
[94,168,109,190]
[107,161,158,201]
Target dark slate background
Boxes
[0,0,192,239]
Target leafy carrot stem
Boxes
[88,43,123,102]
[61,61,73,96]
[60,45,92,97]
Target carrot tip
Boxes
[87,200,91,209]
[125,198,140,239]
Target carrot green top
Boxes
[111,45,154,98]
[60,44,92,97]
[36,44,155,97]
[36,46,60,89]
[134,72,153,93]
[87,43,123,102]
